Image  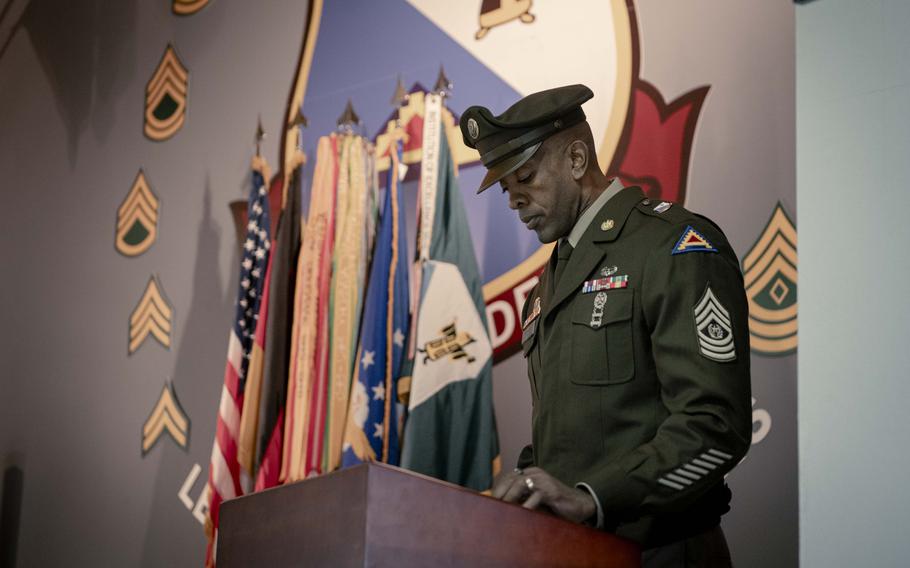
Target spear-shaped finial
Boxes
[255,116,266,157]
[290,107,308,129]
[337,99,361,131]
[434,65,453,98]
[390,75,409,109]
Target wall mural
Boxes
[743,203,799,356]
[96,0,794,563]
[260,1,797,564]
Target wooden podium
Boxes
[218,463,640,567]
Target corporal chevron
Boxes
[129,276,173,354]
[742,203,797,356]
[115,170,159,257]
[142,382,190,455]
[144,44,189,141]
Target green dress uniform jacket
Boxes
[518,185,752,548]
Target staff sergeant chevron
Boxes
[742,202,797,356]
[142,381,190,455]
[129,275,174,354]
[144,44,188,141]
[115,170,159,257]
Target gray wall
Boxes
[0,1,308,565]
[797,1,910,566]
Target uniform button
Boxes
[642,199,651,206]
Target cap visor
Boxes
[476,142,542,194]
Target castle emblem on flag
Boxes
[419,322,478,364]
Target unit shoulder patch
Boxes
[672,225,718,255]
[693,285,736,362]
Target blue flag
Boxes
[341,143,410,466]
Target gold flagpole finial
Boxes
[434,65,453,99]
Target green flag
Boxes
[401,93,499,491]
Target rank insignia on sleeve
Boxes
[582,275,628,294]
[522,296,541,329]
[693,285,736,362]
[672,225,718,255]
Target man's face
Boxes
[498,138,582,244]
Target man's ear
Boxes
[568,140,588,181]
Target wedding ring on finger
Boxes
[524,477,535,491]
[513,467,524,475]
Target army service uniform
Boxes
[459,84,752,564]
[518,183,752,553]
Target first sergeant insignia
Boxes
[115,170,159,257]
[418,322,477,364]
[144,44,188,141]
[672,225,718,255]
[742,202,797,356]
[693,285,736,362]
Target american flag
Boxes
[204,167,271,565]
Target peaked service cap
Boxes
[459,84,594,193]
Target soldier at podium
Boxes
[460,85,752,567]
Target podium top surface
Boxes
[219,463,640,568]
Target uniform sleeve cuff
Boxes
[575,482,604,529]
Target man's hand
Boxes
[491,466,596,525]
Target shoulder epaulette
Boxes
[634,198,690,224]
